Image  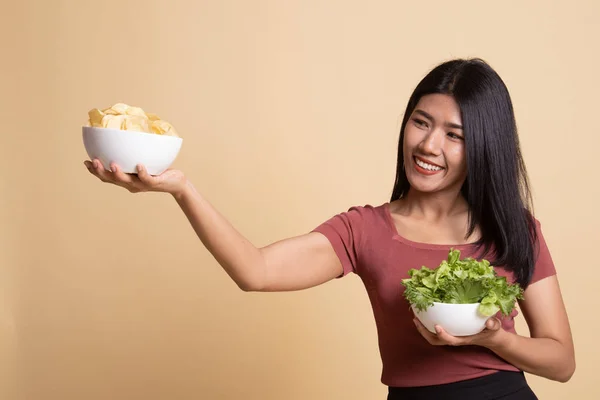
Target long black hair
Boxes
[390,58,538,289]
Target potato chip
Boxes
[109,103,129,114]
[88,108,104,127]
[146,113,161,121]
[126,106,146,117]
[151,120,170,134]
[151,120,179,137]
[124,115,150,132]
[102,108,119,115]
[87,103,180,138]
[101,114,127,130]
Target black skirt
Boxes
[387,370,537,400]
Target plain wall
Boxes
[3,0,599,399]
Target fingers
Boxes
[485,317,501,331]
[412,316,502,348]
[413,318,443,345]
[110,163,143,192]
[85,159,111,183]
[84,159,145,192]
[135,164,157,186]
[432,325,462,345]
[110,163,135,184]
[413,318,465,346]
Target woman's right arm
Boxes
[84,160,343,292]
[173,179,343,291]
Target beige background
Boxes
[2,0,598,399]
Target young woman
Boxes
[84,58,575,399]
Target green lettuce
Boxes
[401,249,524,317]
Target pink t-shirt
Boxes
[312,202,556,387]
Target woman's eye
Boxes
[412,118,428,128]
[447,132,464,140]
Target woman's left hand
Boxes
[413,317,504,349]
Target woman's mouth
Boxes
[413,156,444,175]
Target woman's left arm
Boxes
[487,275,575,382]
[414,275,575,382]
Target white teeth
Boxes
[415,158,442,171]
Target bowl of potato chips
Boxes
[82,103,183,175]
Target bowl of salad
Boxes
[402,249,524,336]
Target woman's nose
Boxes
[419,130,443,155]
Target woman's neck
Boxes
[396,188,469,222]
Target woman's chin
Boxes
[406,179,463,195]
[407,175,442,193]
[408,185,442,194]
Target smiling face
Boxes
[402,93,467,195]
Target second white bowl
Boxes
[412,302,489,337]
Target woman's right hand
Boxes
[84,158,188,196]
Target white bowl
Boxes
[412,302,489,337]
[82,126,183,175]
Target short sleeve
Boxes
[311,206,365,278]
[530,219,557,285]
